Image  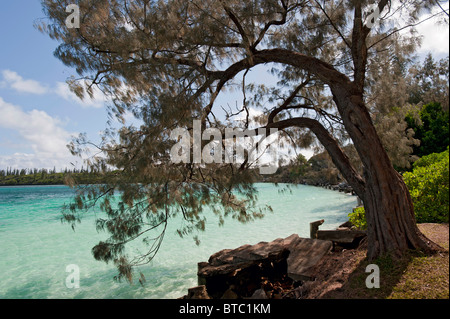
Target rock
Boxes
[286,238,333,281]
[250,288,268,299]
[197,234,333,298]
[182,285,211,299]
[338,221,353,229]
[310,219,325,239]
[316,229,366,245]
[293,281,315,299]
[311,218,366,247]
[221,287,238,299]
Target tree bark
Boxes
[261,109,442,259]
[330,88,442,260]
[239,48,443,259]
[363,163,441,260]
[158,45,443,260]
[251,47,443,258]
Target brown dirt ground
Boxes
[297,223,449,299]
[419,223,449,250]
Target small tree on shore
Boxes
[39,0,447,281]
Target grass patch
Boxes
[388,252,449,299]
[341,249,449,299]
[319,223,449,299]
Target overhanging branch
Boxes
[261,117,366,197]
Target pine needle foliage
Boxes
[38,0,447,282]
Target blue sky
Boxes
[0,1,448,171]
[0,0,111,170]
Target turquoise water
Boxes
[0,183,357,299]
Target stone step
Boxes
[196,234,333,298]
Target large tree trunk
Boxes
[335,90,442,260]
[237,49,442,260]
[363,159,440,260]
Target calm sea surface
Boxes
[0,183,357,299]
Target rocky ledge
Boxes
[181,221,366,299]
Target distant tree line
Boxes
[0,167,111,186]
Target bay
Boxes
[0,183,357,299]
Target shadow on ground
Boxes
[304,224,449,299]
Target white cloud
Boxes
[1,70,109,108]
[415,17,449,55]
[1,70,49,95]
[401,2,450,56]
[0,97,77,169]
[54,81,109,108]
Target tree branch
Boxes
[251,0,291,51]
[436,0,449,17]
[352,0,390,91]
[314,0,351,49]
[263,117,366,197]
[221,2,251,49]
[267,79,311,124]
[368,9,449,50]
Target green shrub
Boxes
[348,206,367,230]
[403,148,449,223]
[411,148,448,168]
[348,148,449,226]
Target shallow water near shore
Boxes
[0,183,357,299]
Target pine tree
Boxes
[39,0,447,282]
